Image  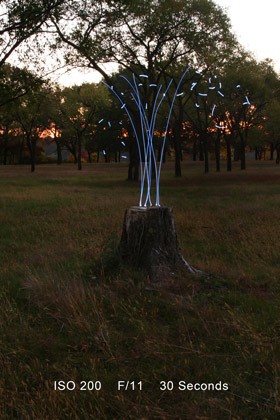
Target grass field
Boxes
[1,161,280,419]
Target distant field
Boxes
[1,161,280,419]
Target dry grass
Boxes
[1,160,280,419]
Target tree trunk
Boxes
[27,136,36,172]
[18,138,24,164]
[128,140,139,181]
[163,145,166,163]
[215,136,220,172]
[3,137,8,165]
[199,138,204,161]
[173,137,181,177]
[56,141,62,165]
[193,138,197,161]
[276,148,280,164]
[234,145,240,161]
[240,142,246,170]
[157,144,161,162]
[119,206,203,282]
[78,137,82,170]
[270,144,274,160]
[203,136,209,174]
[225,135,232,172]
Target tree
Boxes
[0,100,18,164]
[263,99,280,164]
[50,0,238,179]
[0,0,66,66]
[220,58,278,170]
[14,82,51,172]
[59,83,107,170]
[0,64,43,107]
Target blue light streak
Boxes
[103,66,191,207]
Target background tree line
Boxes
[0,0,280,175]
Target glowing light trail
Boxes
[190,82,197,90]
[103,67,191,207]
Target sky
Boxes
[58,0,280,86]
[215,0,280,70]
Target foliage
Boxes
[0,0,65,66]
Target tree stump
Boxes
[119,206,202,281]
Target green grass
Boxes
[1,161,280,419]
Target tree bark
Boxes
[199,138,204,161]
[193,138,197,161]
[128,141,139,181]
[225,135,232,172]
[3,137,8,165]
[78,136,82,170]
[163,145,166,163]
[270,144,274,160]
[276,147,280,164]
[56,140,62,165]
[255,148,258,160]
[26,135,36,172]
[215,135,220,172]
[239,134,246,170]
[174,138,182,177]
[18,138,25,164]
[119,206,202,281]
[234,144,239,161]
[203,136,209,174]
[240,144,246,170]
